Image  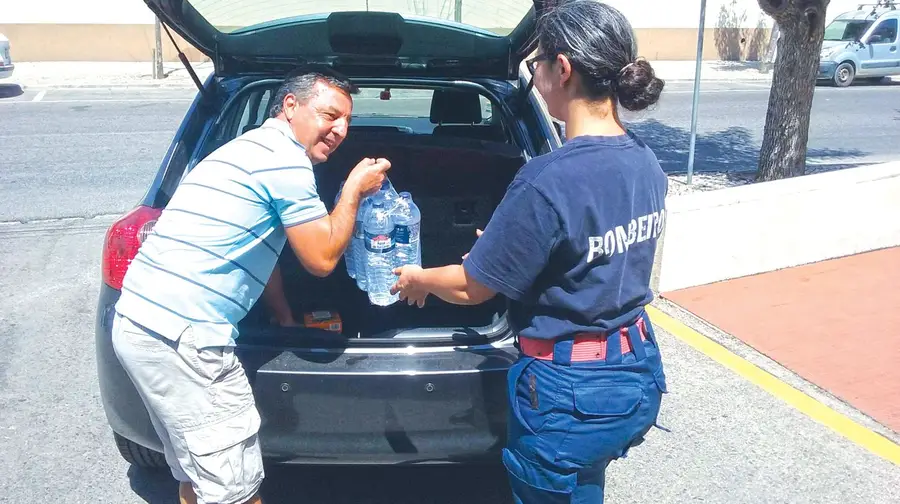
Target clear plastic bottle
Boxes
[392,192,421,269]
[363,201,399,306]
[353,196,372,291]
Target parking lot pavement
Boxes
[1,218,898,504]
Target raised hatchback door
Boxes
[144,0,544,79]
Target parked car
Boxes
[97,0,564,468]
[0,33,14,80]
[818,1,900,87]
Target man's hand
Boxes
[461,228,484,261]
[391,265,429,308]
[346,157,391,199]
[282,157,390,278]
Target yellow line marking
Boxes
[646,304,900,466]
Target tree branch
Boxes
[758,0,789,18]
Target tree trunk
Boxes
[756,0,829,181]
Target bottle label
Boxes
[394,223,419,245]
[365,231,395,253]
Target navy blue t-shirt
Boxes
[462,132,668,340]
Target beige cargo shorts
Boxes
[111,311,265,504]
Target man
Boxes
[111,69,390,504]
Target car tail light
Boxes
[102,205,163,290]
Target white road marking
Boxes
[32,90,47,102]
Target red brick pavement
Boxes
[662,247,900,434]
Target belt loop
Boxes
[552,338,574,366]
[641,311,658,346]
[627,324,647,361]
[605,329,623,365]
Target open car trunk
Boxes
[239,128,525,342]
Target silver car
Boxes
[0,33,14,80]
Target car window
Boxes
[868,19,898,44]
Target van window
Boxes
[868,19,898,44]
[824,19,873,41]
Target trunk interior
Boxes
[240,129,526,339]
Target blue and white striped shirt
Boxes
[115,118,327,348]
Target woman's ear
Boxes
[556,53,573,87]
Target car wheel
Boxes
[114,432,168,470]
[833,62,855,87]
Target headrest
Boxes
[429,89,483,125]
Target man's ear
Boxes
[283,94,297,121]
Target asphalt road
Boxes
[1,80,899,222]
[1,81,899,502]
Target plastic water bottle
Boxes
[353,197,372,290]
[364,201,399,306]
[393,192,421,269]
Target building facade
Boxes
[0,0,863,62]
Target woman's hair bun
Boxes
[616,58,664,112]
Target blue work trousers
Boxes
[502,311,668,503]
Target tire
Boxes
[833,62,855,87]
[114,432,168,470]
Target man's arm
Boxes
[262,263,298,326]
[283,187,361,277]
[280,157,391,278]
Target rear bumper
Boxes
[95,285,515,465]
[0,64,13,79]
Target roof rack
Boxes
[857,0,896,12]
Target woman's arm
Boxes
[392,264,496,306]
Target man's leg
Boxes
[112,313,265,504]
[112,313,192,487]
[180,484,262,504]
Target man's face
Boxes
[282,81,353,164]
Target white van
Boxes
[818,1,899,86]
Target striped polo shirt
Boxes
[115,118,327,348]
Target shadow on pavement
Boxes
[128,463,512,504]
[127,466,177,503]
[0,84,24,99]
[627,119,869,176]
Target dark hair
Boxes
[269,67,358,118]
[536,0,664,111]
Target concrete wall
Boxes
[655,162,900,293]
[1,0,866,62]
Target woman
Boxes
[392,1,668,501]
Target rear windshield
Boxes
[186,0,533,35]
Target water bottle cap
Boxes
[399,191,412,199]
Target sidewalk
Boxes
[661,246,900,437]
[5,60,774,89]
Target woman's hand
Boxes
[461,228,483,261]
[391,265,429,308]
